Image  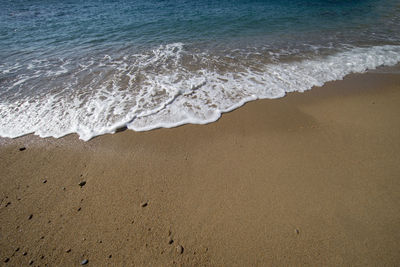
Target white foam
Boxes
[128,45,400,131]
[0,44,400,141]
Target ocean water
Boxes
[1,0,400,140]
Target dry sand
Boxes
[1,68,400,266]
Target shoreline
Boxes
[1,63,400,145]
[2,45,400,142]
[1,68,400,265]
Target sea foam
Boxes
[0,44,400,141]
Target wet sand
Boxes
[1,69,400,266]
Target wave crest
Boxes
[0,44,400,140]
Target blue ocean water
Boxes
[1,0,400,140]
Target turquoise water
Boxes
[1,0,400,140]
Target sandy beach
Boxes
[1,68,400,266]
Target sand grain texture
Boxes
[1,69,400,266]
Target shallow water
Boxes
[1,0,400,140]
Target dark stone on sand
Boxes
[168,238,174,245]
[19,147,26,151]
[295,229,300,234]
[66,249,71,253]
[4,257,10,263]
[176,245,184,254]
[5,201,11,207]
[43,179,47,183]
[40,236,45,239]
[81,259,89,265]
[41,255,45,259]
[15,247,20,252]
[79,181,86,187]
[29,260,34,265]
[77,207,81,211]
[28,214,33,220]
[62,187,66,190]
[23,252,27,256]
[140,201,148,207]
[108,255,112,258]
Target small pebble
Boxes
[23,252,27,256]
[29,260,34,265]
[168,238,174,245]
[28,214,33,220]
[19,147,26,151]
[42,179,47,184]
[77,207,81,211]
[79,181,86,187]
[295,229,300,234]
[40,255,45,259]
[40,236,45,239]
[62,187,66,191]
[4,257,10,263]
[15,247,20,252]
[176,245,184,254]
[81,259,89,265]
[140,202,148,208]
[66,249,71,253]
[108,255,112,259]
[5,202,11,207]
